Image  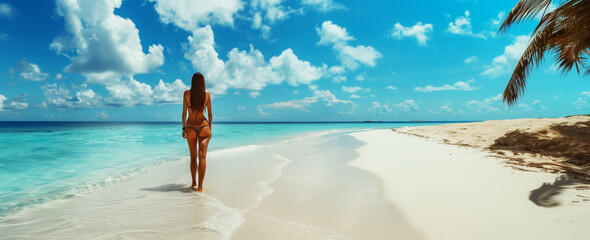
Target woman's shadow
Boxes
[141,183,194,193]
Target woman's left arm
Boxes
[182,92,187,138]
[207,92,212,129]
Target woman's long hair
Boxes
[190,72,206,112]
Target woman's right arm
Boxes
[182,91,187,138]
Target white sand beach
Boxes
[2,118,590,239]
[350,128,590,240]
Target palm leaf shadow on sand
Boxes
[490,119,590,207]
[141,183,194,193]
[529,176,575,207]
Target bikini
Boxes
[186,125,208,135]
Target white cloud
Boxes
[149,0,243,31]
[464,56,478,64]
[332,75,346,83]
[95,110,110,120]
[0,94,28,111]
[55,73,64,81]
[185,25,324,95]
[270,48,324,86]
[481,35,530,78]
[249,91,261,98]
[316,21,354,46]
[0,2,14,18]
[153,79,190,104]
[532,100,541,105]
[41,83,102,109]
[316,21,382,70]
[447,10,489,39]
[249,0,301,38]
[414,79,477,92]
[257,89,352,115]
[581,91,590,97]
[350,94,360,98]
[341,86,363,93]
[19,60,49,81]
[51,0,164,80]
[0,95,5,111]
[105,77,188,107]
[302,0,346,12]
[518,103,532,111]
[441,103,453,112]
[490,11,505,28]
[355,72,366,81]
[391,22,433,46]
[574,98,588,108]
[395,99,419,112]
[370,101,392,114]
[466,93,502,113]
[386,86,397,90]
[237,105,246,111]
[337,44,382,69]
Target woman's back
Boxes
[184,90,210,126]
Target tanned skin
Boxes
[182,90,212,192]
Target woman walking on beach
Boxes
[182,72,212,192]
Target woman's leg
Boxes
[186,129,198,188]
[197,127,212,192]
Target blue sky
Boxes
[0,0,589,121]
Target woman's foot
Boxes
[197,187,203,192]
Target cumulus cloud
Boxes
[0,94,28,111]
[466,93,502,113]
[257,89,352,115]
[51,0,164,81]
[386,86,397,90]
[316,21,382,70]
[369,101,392,114]
[464,56,478,64]
[149,0,243,31]
[105,77,188,107]
[391,22,433,46]
[316,21,354,45]
[447,10,490,39]
[185,25,324,94]
[581,91,590,97]
[40,76,188,109]
[19,60,49,81]
[41,83,102,110]
[302,0,346,12]
[395,99,419,112]
[414,79,477,92]
[481,35,530,78]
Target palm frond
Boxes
[500,0,590,105]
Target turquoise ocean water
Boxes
[0,121,463,217]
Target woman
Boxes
[182,72,212,192]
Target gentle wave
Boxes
[0,157,184,217]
